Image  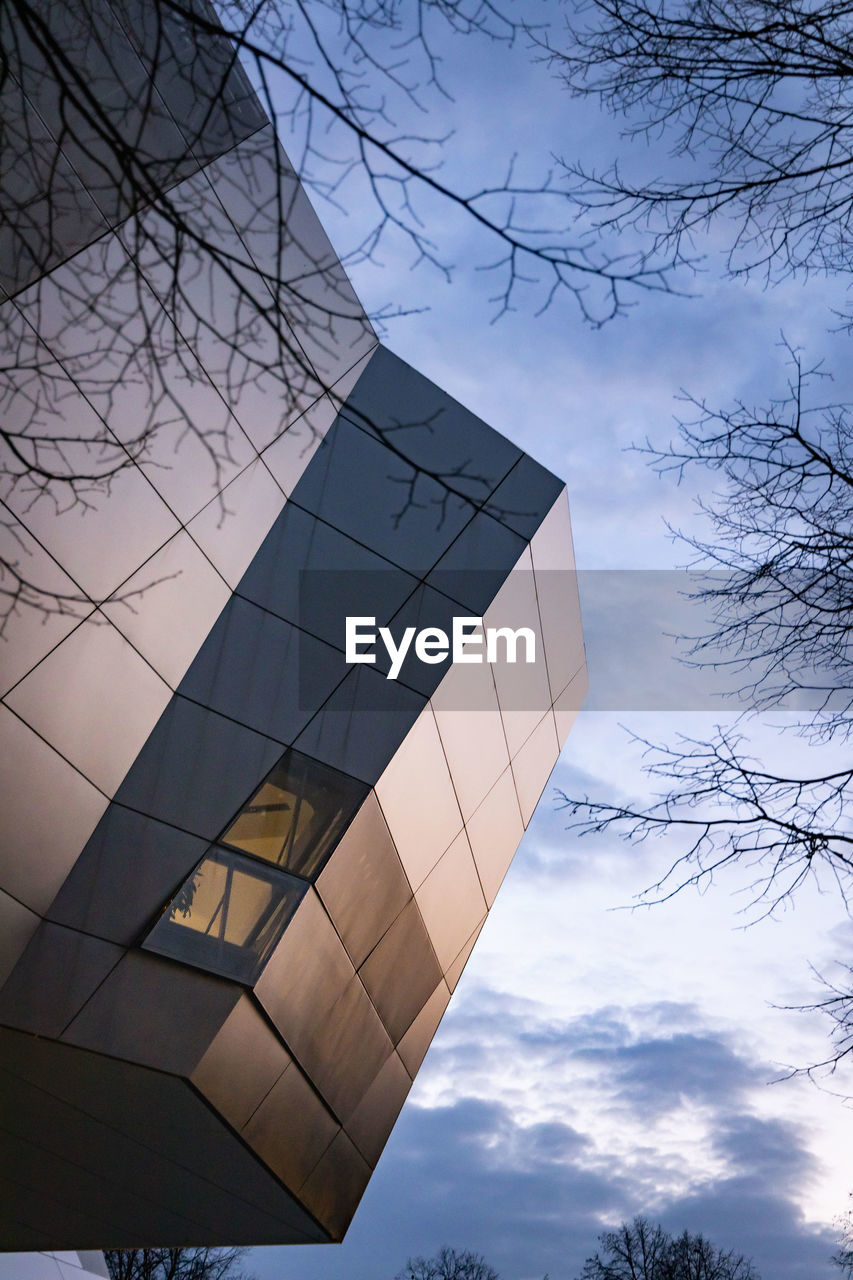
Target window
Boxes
[144,747,368,982]
[145,847,306,983]
[221,750,368,880]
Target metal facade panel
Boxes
[0,2,583,1245]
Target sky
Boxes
[249,7,853,1277]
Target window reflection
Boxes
[144,748,367,982]
[222,750,368,880]
[146,847,307,983]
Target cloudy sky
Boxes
[251,8,853,1277]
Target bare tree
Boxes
[0,0,677,632]
[577,1217,759,1280]
[104,1247,253,1280]
[834,1196,853,1276]
[541,0,853,285]
[396,1246,500,1280]
[560,340,853,1075]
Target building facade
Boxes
[0,0,586,1250]
[0,1253,108,1280]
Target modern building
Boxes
[0,1252,108,1280]
[0,0,586,1252]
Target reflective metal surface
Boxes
[47,806,209,945]
[431,657,509,820]
[343,1051,412,1166]
[375,706,464,890]
[358,899,442,1043]
[316,793,412,969]
[299,1130,372,1241]
[191,995,292,1130]
[529,491,586,702]
[0,10,586,1239]
[62,952,242,1077]
[483,548,553,757]
[5,616,172,796]
[465,766,526,907]
[242,1062,339,1191]
[0,706,108,914]
[445,918,486,992]
[396,981,451,1077]
[341,346,520,503]
[484,454,565,539]
[415,831,487,973]
[290,416,476,577]
[186,459,288,590]
[102,530,231,691]
[114,696,284,838]
[510,710,561,827]
[0,890,40,987]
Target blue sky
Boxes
[249,7,853,1276]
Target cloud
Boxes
[571,1030,767,1115]
[251,991,837,1280]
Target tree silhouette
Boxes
[0,0,674,631]
[834,1196,853,1276]
[560,340,853,1078]
[542,0,853,286]
[540,0,853,1082]
[104,1247,253,1280]
[396,1245,500,1280]
[577,1217,759,1280]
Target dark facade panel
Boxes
[1,1093,247,1245]
[1,1028,320,1235]
[237,500,417,649]
[0,76,106,297]
[429,510,527,613]
[0,923,123,1038]
[0,0,265,295]
[46,805,210,946]
[114,696,285,840]
[293,665,426,785]
[0,1203,53,1251]
[177,595,349,743]
[61,951,243,1077]
[288,415,477,576]
[341,345,522,503]
[111,0,266,163]
[0,1027,327,1246]
[373,582,464,694]
[484,454,566,539]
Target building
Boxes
[0,1253,108,1280]
[0,0,586,1251]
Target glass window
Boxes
[144,747,366,982]
[221,749,368,880]
[145,847,307,983]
